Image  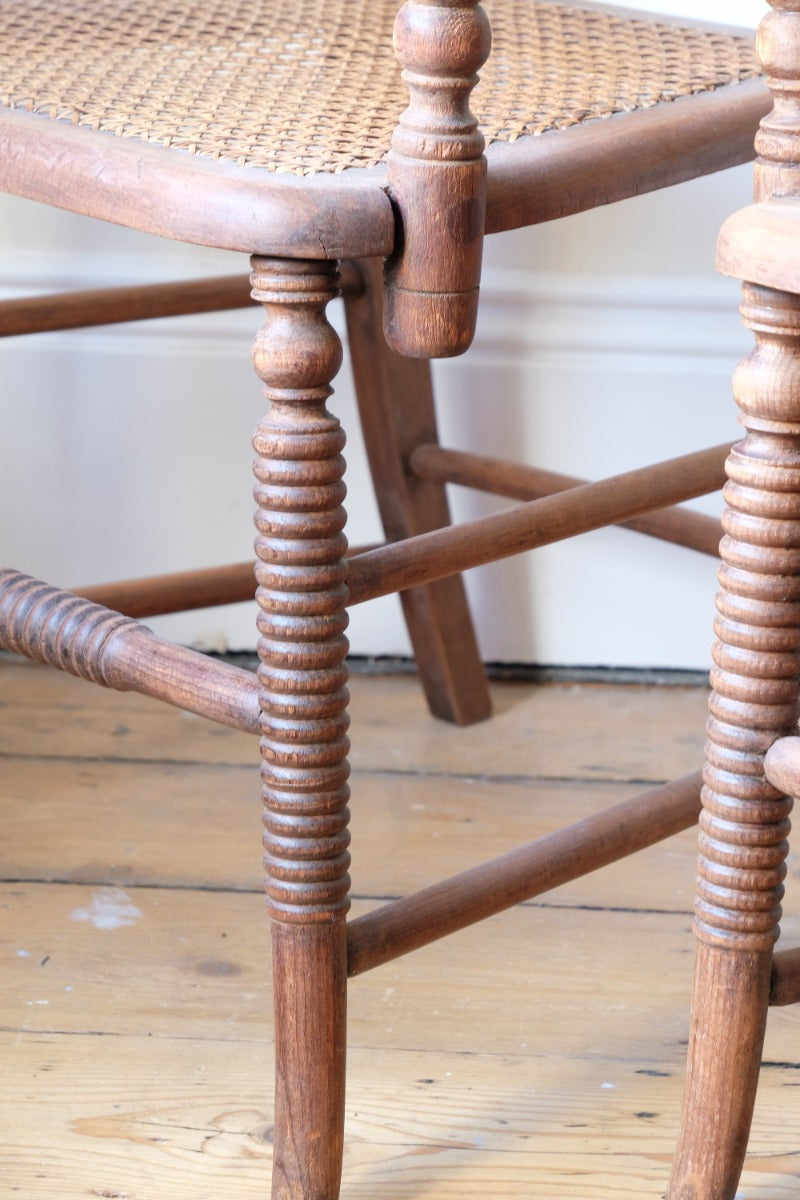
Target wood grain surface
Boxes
[3,659,800,1198]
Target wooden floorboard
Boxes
[3,658,800,1199]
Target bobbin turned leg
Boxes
[251,256,351,1200]
[667,285,800,1199]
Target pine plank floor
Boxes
[3,657,800,1199]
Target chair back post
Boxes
[383,0,491,358]
[754,0,800,200]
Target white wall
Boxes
[0,3,768,670]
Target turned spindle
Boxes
[669,287,800,1199]
[668,6,800,1194]
[250,256,351,1200]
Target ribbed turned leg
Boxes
[668,285,800,1199]
[251,257,351,1200]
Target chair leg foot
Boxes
[667,944,771,1200]
[271,923,348,1200]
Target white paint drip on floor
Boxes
[70,887,142,930]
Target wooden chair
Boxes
[667,2,800,1197]
[0,2,776,1197]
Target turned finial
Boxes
[755,0,800,198]
[384,0,491,358]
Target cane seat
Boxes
[0,1,762,250]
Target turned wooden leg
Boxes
[668,285,800,1199]
[344,259,491,725]
[251,256,351,1200]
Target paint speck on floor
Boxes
[70,887,142,930]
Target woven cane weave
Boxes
[0,1,759,176]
